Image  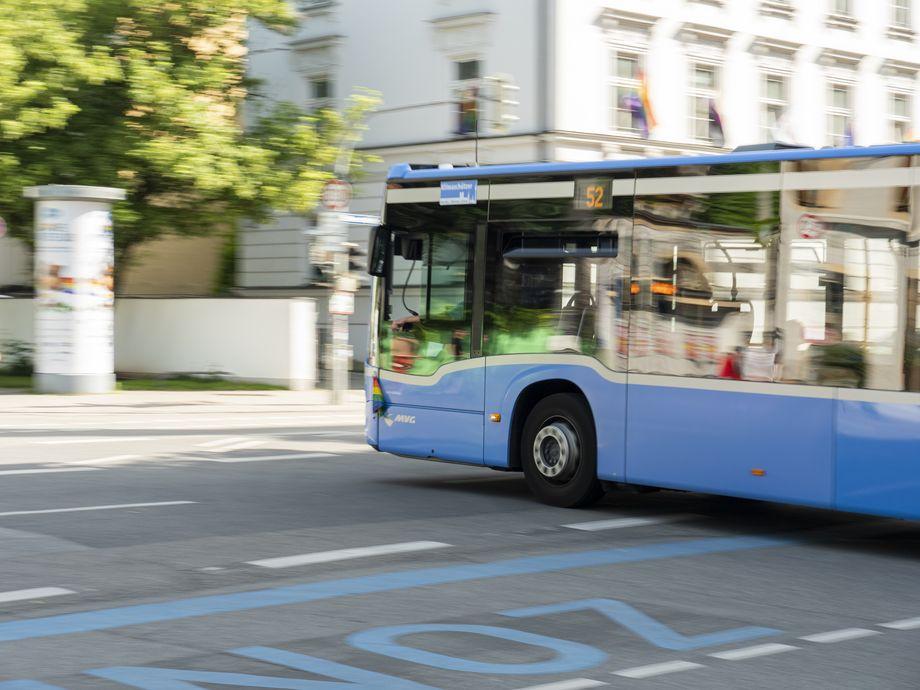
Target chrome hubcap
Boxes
[533,420,579,481]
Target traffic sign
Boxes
[329,291,355,316]
[322,179,352,212]
[798,213,826,240]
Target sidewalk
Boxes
[0,387,365,413]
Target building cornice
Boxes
[676,23,734,45]
[288,33,345,52]
[816,48,863,70]
[596,8,658,34]
[428,11,496,32]
[749,36,801,60]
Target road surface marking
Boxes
[880,616,920,630]
[72,455,141,466]
[196,437,247,448]
[0,536,786,643]
[800,628,881,643]
[179,453,337,464]
[248,541,452,569]
[709,643,798,660]
[213,439,266,453]
[36,437,155,446]
[563,517,675,531]
[0,467,101,476]
[613,661,704,679]
[515,679,608,690]
[0,501,196,518]
[0,588,76,604]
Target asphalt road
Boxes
[0,390,918,689]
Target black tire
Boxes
[520,393,604,508]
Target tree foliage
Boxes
[0,0,378,273]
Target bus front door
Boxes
[374,225,484,464]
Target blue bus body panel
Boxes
[625,381,835,507]
[483,358,627,480]
[377,405,484,463]
[835,397,920,519]
[376,364,484,464]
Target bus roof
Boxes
[387,142,920,183]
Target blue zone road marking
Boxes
[0,536,785,644]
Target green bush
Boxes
[0,340,34,376]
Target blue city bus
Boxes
[364,144,920,518]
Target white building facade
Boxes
[241,0,920,367]
[240,0,920,292]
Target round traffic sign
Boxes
[322,179,352,212]
[798,213,825,240]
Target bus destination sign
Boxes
[574,178,613,211]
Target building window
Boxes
[826,83,852,146]
[311,76,332,101]
[761,73,788,141]
[689,63,719,143]
[609,51,643,133]
[832,0,852,16]
[455,59,481,82]
[889,91,913,142]
[893,0,912,27]
[453,59,482,135]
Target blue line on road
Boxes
[0,536,785,644]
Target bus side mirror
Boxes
[368,225,389,277]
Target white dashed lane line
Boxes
[195,437,248,448]
[247,541,452,569]
[515,679,608,690]
[188,453,336,464]
[35,436,156,446]
[708,643,799,660]
[800,628,882,644]
[0,467,102,476]
[880,617,920,630]
[604,616,920,680]
[613,660,705,679]
[0,588,76,604]
[0,501,197,518]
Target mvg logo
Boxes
[383,413,416,427]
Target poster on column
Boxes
[35,204,115,376]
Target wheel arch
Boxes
[507,379,593,471]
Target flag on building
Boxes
[639,70,657,134]
[843,122,855,146]
[457,86,479,135]
[709,99,725,147]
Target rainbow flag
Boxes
[639,70,657,133]
[371,376,387,414]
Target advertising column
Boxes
[24,185,126,394]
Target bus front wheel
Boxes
[521,393,604,508]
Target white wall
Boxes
[0,298,318,389]
[0,298,34,345]
[0,237,30,287]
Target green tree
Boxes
[0,0,378,283]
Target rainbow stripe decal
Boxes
[371,376,387,414]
